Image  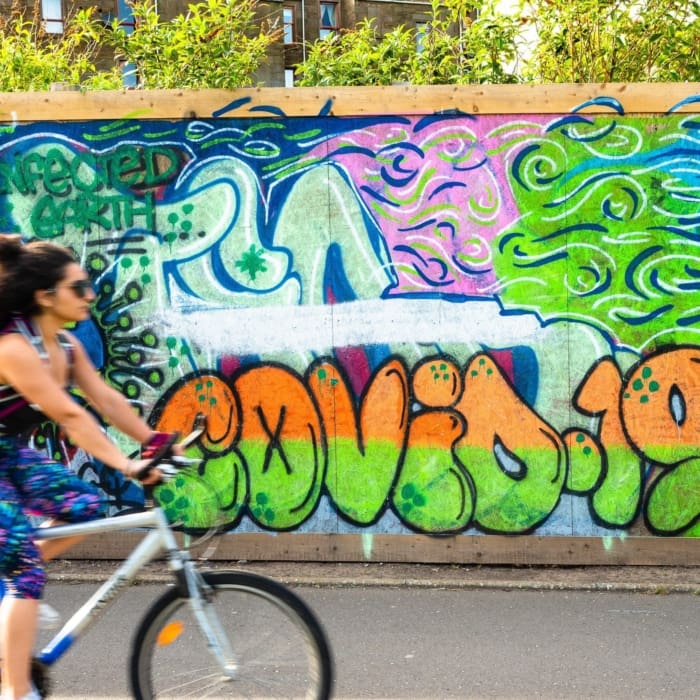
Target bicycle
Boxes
[3,423,334,699]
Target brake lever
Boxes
[170,455,203,465]
[178,412,207,449]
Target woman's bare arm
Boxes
[66,333,153,444]
[0,334,137,475]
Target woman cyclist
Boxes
[0,235,175,700]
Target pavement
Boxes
[45,559,700,594]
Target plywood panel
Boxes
[1,83,699,121]
[65,533,700,566]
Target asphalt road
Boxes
[36,580,700,699]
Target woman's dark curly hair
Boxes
[0,234,78,326]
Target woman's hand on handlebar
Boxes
[126,417,207,485]
[127,452,198,485]
[128,430,184,484]
[128,458,167,485]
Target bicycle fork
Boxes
[178,561,238,680]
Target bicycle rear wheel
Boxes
[129,570,333,700]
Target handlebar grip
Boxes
[135,431,181,480]
[136,415,208,481]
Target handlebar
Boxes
[135,413,207,481]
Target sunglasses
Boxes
[53,279,95,299]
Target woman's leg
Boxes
[35,520,85,563]
[0,597,38,699]
[16,444,105,562]
[0,444,104,698]
[0,500,45,700]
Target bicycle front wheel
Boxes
[130,570,333,700]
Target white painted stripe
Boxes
[156,298,542,355]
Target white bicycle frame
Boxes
[34,507,237,676]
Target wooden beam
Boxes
[65,532,700,566]
[1,84,699,121]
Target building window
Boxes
[283,6,295,44]
[416,22,428,53]
[319,2,338,39]
[42,1,124,35]
[115,0,135,30]
[99,2,116,26]
[42,0,63,34]
[285,68,295,87]
[113,1,137,86]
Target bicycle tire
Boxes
[129,570,333,700]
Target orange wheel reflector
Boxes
[157,621,185,646]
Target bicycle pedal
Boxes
[39,602,61,630]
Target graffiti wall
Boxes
[2,87,700,553]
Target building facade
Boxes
[277,0,436,85]
[7,0,438,86]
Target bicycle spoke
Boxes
[130,571,332,700]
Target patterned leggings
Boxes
[0,436,104,599]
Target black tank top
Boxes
[0,315,74,436]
